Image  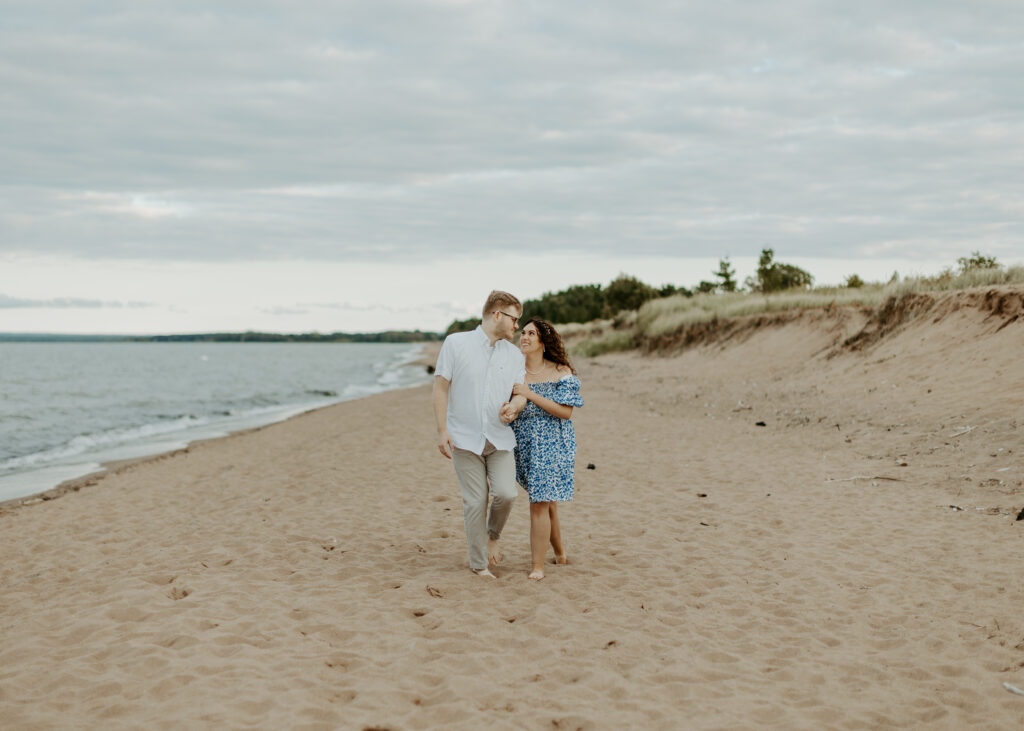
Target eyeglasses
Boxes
[497,311,520,328]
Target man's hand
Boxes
[437,429,454,459]
[499,401,517,424]
[433,376,453,459]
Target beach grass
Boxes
[572,330,636,358]
[638,266,1024,338]
[886,264,1024,295]
[634,287,886,337]
[558,320,637,357]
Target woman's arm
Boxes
[511,382,573,420]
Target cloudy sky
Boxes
[2,1,1022,334]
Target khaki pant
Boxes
[452,442,517,570]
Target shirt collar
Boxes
[474,325,494,348]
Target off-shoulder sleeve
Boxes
[552,375,584,407]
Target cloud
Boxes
[1,1,1022,265]
[259,306,310,316]
[305,300,472,315]
[58,192,195,220]
[0,294,154,309]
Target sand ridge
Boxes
[1,286,1023,728]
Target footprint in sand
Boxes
[168,586,192,600]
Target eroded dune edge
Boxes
[2,285,1023,729]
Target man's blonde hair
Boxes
[482,290,522,317]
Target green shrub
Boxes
[521,283,605,324]
[714,257,738,292]
[746,248,813,292]
[658,283,692,298]
[957,250,1001,274]
[445,317,481,336]
[603,274,659,317]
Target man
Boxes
[433,290,525,578]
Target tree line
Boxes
[446,248,811,333]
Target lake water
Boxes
[0,342,431,503]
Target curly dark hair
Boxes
[522,318,576,374]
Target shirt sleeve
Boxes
[552,376,584,407]
[434,336,455,380]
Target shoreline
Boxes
[0,343,437,512]
[0,396,405,515]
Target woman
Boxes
[508,319,583,580]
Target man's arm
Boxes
[499,354,528,423]
[433,375,454,459]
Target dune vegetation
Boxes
[567,256,1024,358]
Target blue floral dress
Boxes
[511,375,584,503]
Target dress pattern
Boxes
[511,375,584,503]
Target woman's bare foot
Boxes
[528,569,545,580]
[548,555,569,565]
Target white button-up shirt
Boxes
[435,326,526,454]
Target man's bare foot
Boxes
[487,538,503,566]
[528,569,545,580]
[548,555,569,565]
[472,567,496,578]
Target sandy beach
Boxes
[2,286,1023,729]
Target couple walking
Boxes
[433,290,583,580]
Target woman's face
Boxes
[519,323,543,355]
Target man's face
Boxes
[495,306,521,341]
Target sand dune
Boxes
[2,285,1023,729]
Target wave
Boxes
[0,414,208,472]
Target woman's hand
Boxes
[499,401,517,423]
[511,382,531,398]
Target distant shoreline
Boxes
[0,330,442,343]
